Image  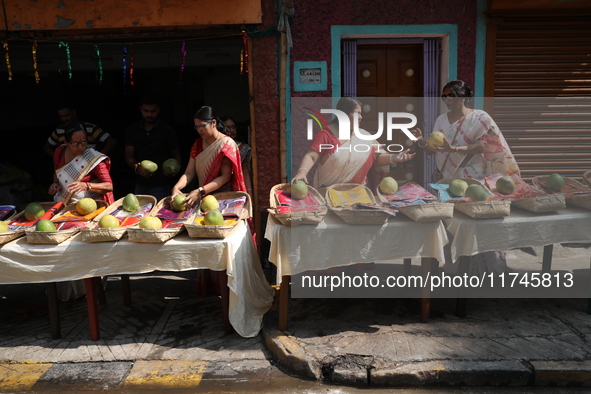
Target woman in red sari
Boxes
[172,106,248,296]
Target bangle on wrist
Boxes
[298,167,308,173]
[390,154,397,165]
[417,139,427,148]
[86,182,91,191]
[198,187,206,197]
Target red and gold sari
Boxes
[190,136,246,193]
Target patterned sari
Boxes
[192,136,246,193]
[434,109,520,179]
[53,147,115,204]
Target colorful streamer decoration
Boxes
[122,44,128,89]
[94,44,103,85]
[58,41,72,81]
[31,41,40,84]
[179,40,187,84]
[2,41,12,81]
[129,43,135,86]
[241,30,249,75]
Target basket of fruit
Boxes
[267,182,327,227]
[79,194,157,242]
[436,178,510,219]
[376,177,453,223]
[484,174,565,213]
[127,194,198,243]
[326,183,393,225]
[0,202,64,245]
[533,173,591,210]
[185,191,252,238]
[25,199,108,245]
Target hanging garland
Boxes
[58,41,72,82]
[179,40,187,84]
[241,30,249,75]
[122,44,128,92]
[129,43,135,86]
[2,41,12,81]
[31,41,40,84]
[94,44,103,85]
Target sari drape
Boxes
[193,136,247,193]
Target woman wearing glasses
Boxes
[48,123,114,204]
[221,116,253,196]
[171,106,247,208]
[413,80,519,180]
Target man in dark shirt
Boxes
[125,95,182,201]
[44,103,117,158]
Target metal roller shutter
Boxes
[485,15,591,181]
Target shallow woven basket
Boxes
[79,195,157,242]
[26,200,109,245]
[267,183,327,227]
[127,196,195,243]
[375,181,454,223]
[583,171,591,188]
[438,178,510,219]
[533,175,591,211]
[1,202,64,245]
[185,191,252,238]
[326,183,389,225]
[511,187,566,213]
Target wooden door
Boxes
[356,44,424,185]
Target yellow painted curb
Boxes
[0,362,52,391]
[124,360,207,389]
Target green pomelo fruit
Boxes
[0,221,9,232]
[171,194,187,211]
[496,176,516,195]
[204,209,224,225]
[163,158,181,177]
[449,179,469,197]
[140,160,158,175]
[464,184,488,202]
[291,180,309,200]
[122,193,140,212]
[379,177,398,195]
[428,131,446,149]
[200,195,219,211]
[139,216,162,229]
[36,219,56,232]
[24,203,45,221]
[547,173,565,192]
[76,198,97,215]
[99,215,119,228]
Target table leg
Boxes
[218,270,232,334]
[121,274,132,305]
[46,283,61,340]
[455,256,470,318]
[403,258,412,277]
[542,244,554,273]
[278,275,290,331]
[421,258,437,323]
[84,277,100,341]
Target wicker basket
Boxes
[437,178,510,219]
[511,187,566,213]
[185,191,252,238]
[26,200,109,245]
[583,171,591,188]
[533,175,591,211]
[267,183,327,227]
[1,202,64,245]
[375,182,453,223]
[79,195,157,242]
[326,183,390,225]
[127,196,196,243]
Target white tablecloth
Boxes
[444,207,591,262]
[0,220,274,338]
[265,212,449,283]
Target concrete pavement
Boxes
[0,244,590,390]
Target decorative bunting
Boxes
[31,41,40,84]
[241,30,249,75]
[122,44,128,91]
[2,41,12,81]
[94,44,103,85]
[129,43,135,86]
[58,41,72,81]
[179,40,187,84]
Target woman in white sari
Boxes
[292,97,415,188]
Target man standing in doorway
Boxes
[44,103,117,157]
[125,94,182,201]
